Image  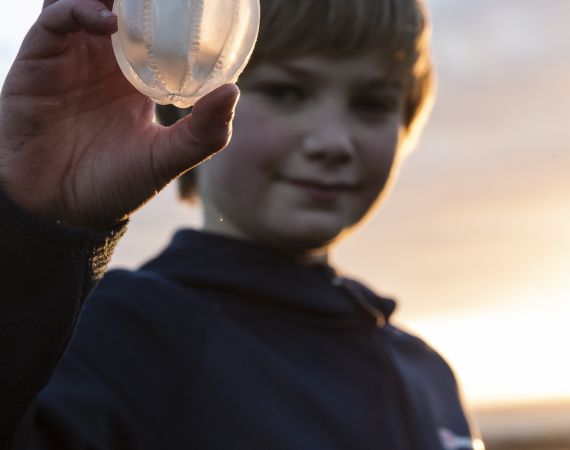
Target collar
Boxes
[141,229,396,324]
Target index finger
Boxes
[43,0,114,9]
[19,0,117,60]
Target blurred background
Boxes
[2,1,569,448]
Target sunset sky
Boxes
[2,0,569,410]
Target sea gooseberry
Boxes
[111,0,260,107]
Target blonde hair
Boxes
[164,0,435,200]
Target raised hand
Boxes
[0,0,239,230]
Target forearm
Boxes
[0,190,126,448]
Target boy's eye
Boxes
[256,83,307,105]
[351,96,400,118]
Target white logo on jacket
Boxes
[438,427,485,450]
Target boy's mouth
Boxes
[279,177,358,202]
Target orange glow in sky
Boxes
[408,292,570,407]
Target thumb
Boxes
[150,84,240,189]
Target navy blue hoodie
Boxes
[15,229,481,450]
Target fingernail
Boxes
[230,86,240,111]
[217,87,240,123]
[99,9,116,20]
[226,88,241,119]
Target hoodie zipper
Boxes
[331,276,424,450]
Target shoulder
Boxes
[95,266,220,311]
[385,324,440,354]
[384,323,459,388]
[79,267,221,344]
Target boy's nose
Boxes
[301,120,355,166]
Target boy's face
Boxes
[197,52,406,254]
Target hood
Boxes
[141,229,396,325]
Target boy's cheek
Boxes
[362,139,400,175]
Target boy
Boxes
[0,0,483,449]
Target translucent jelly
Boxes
[112,0,260,107]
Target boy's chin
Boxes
[268,224,350,256]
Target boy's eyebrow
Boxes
[359,79,404,91]
[273,62,403,90]
[272,63,323,82]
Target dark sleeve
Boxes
[22,270,191,450]
[0,191,126,449]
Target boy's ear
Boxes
[155,104,193,126]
